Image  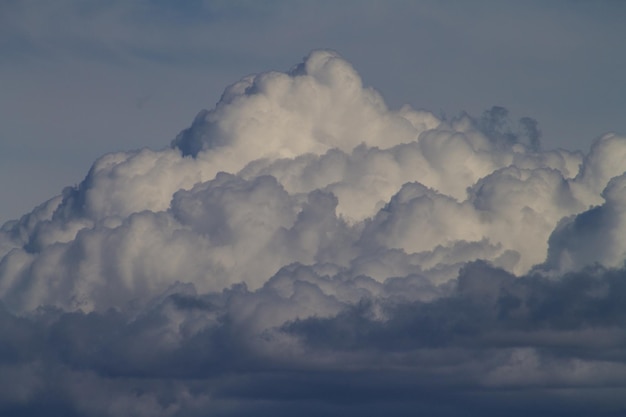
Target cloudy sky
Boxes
[2,0,626,223]
[2,1,626,416]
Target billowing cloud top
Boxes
[2,50,626,416]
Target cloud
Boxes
[2,50,626,415]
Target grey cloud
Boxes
[4,261,626,415]
[519,116,542,151]
[478,106,543,150]
[284,261,626,354]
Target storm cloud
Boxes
[2,51,626,416]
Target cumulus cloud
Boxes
[3,50,626,416]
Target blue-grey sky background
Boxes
[1,0,625,223]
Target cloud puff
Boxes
[3,50,626,416]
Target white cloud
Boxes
[3,50,626,416]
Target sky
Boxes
[2,0,626,223]
[3,2,626,416]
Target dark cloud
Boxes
[4,261,626,415]
[478,106,542,150]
